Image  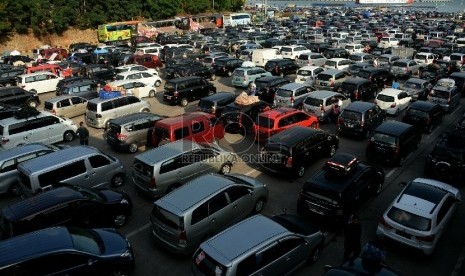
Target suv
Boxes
[192,214,325,276]
[80,64,116,82]
[260,126,339,178]
[264,59,300,77]
[0,86,40,108]
[105,112,164,153]
[0,68,24,87]
[424,130,465,185]
[420,65,448,85]
[402,77,432,101]
[427,78,460,112]
[296,52,327,67]
[254,76,291,104]
[163,76,217,107]
[254,108,319,143]
[314,69,351,91]
[274,83,316,109]
[56,78,99,99]
[337,101,386,139]
[366,120,422,166]
[390,59,420,79]
[44,95,88,118]
[303,91,351,122]
[131,140,236,198]
[324,48,350,59]
[448,72,465,95]
[197,92,236,117]
[280,45,309,59]
[86,95,151,128]
[357,67,394,89]
[171,64,216,81]
[150,173,268,254]
[0,186,132,238]
[297,153,385,223]
[338,77,378,101]
[16,72,63,94]
[231,67,272,88]
[221,100,271,135]
[402,100,444,133]
[212,57,243,77]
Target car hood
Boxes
[99,189,123,203]
[93,228,130,255]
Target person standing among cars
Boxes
[343,214,362,264]
[76,121,89,145]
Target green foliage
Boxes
[0,0,246,35]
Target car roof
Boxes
[18,71,58,78]
[0,143,54,161]
[405,77,428,84]
[0,226,73,267]
[259,107,299,118]
[201,215,289,265]
[45,95,87,103]
[343,77,369,84]
[109,112,163,125]
[408,100,436,111]
[278,82,307,90]
[378,88,405,96]
[344,101,375,112]
[0,110,54,125]
[267,126,323,147]
[374,120,412,136]
[320,69,344,75]
[306,90,343,100]
[136,140,200,164]
[200,92,235,102]
[299,65,322,71]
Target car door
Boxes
[37,202,73,229]
[70,96,88,118]
[224,185,254,221]
[207,192,234,233]
[434,195,460,243]
[25,117,51,144]
[398,91,411,111]
[72,198,106,226]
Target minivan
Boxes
[132,140,236,198]
[44,95,88,118]
[150,112,225,147]
[274,83,315,109]
[85,95,151,128]
[337,101,386,138]
[0,143,61,196]
[197,92,236,117]
[427,78,461,112]
[366,120,421,166]
[16,72,63,94]
[0,111,78,150]
[163,76,217,107]
[314,69,351,91]
[17,145,126,197]
[150,173,268,254]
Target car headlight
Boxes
[120,249,132,258]
[121,198,129,205]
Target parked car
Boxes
[197,92,236,117]
[44,95,88,118]
[375,88,412,116]
[366,120,421,166]
[264,58,300,77]
[337,101,386,139]
[108,79,157,99]
[324,48,350,59]
[56,78,99,99]
[390,59,421,79]
[274,82,316,109]
[255,76,291,104]
[0,226,135,275]
[296,52,327,67]
[192,214,325,276]
[323,58,352,71]
[402,78,432,101]
[114,70,162,87]
[297,153,385,224]
[0,186,132,238]
[314,69,351,91]
[419,65,448,85]
[163,76,217,107]
[0,86,40,108]
[303,91,351,122]
[221,100,271,135]
[212,57,243,77]
[427,78,460,112]
[402,100,444,133]
[348,62,373,76]
[0,68,25,87]
[295,66,325,87]
[357,67,395,89]
[260,126,339,178]
[338,77,378,101]
[16,72,63,94]
[376,178,461,255]
[150,173,268,254]
[254,108,319,143]
[231,66,272,88]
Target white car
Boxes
[378,37,399,49]
[375,88,412,116]
[376,178,461,255]
[17,72,63,94]
[413,52,439,66]
[108,79,156,98]
[115,64,159,75]
[295,66,325,86]
[323,58,352,71]
[114,71,162,87]
[281,45,309,59]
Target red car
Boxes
[254,108,319,143]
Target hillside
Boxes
[0,29,99,56]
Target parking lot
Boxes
[1,70,465,276]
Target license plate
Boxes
[165,96,172,99]
[279,99,286,103]
[320,82,327,86]
[396,230,412,239]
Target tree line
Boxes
[0,0,245,36]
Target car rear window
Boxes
[404,81,421,90]
[152,205,182,229]
[44,101,54,111]
[233,70,245,77]
[450,55,462,61]
[193,250,227,276]
[317,74,332,81]
[387,206,431,231]
[299,54,310,60]
[198,99,214,110]
[406,108,428,118]
[107,122,122,135]
[376,94,395,102]
[372,132,397,145]
[86,102,97,112]
[431,89,450,99]
[340,82,357,92]
[257,116,274,128]
[357,70,371,79]
[164,82,176,92]
[393,61,407,67]
[276,88,293,97]
[340,110,362,121]
[379,56,390,63]
[304,97,323,107]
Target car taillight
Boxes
[149,177,156,189]
[405,67,408,72]
[290,96,295,104]
[173,91,179,97]
[416,234,435,242]
[1,137,9,144]
[51,109,56,115]
[285,157,293,168]
[179,230,187,245]
[337,117,344,125]
[354,90,359,99]
[379,216,392,229]
[96,114,102,118]
[211,106,216,114]
[117,133,128,141]
[390,102,396,108]
[330,79,335,87]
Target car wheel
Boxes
[308,245,322,264]
[219,163,232,174]
[154,80,161,87]
[180,98,188,107]
[328,145,337,157]
[9,183,21,196]
[210,74,216,81]
[63,131,75,142]
[30,89,37,95]
[141,108,150,112]
[149,90,156,97]
[253,198,266,214]
[296,166,305,178]
[111,173,125,187]
[113,214,128,227]
[128,143,138,153]
[227,71,232,77]
[27,100,39,108]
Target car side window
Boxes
[58,99,71,108]
[208,193,228,215]
[0,159,15,173]
[174,126,189,140]
[101,101,113,112]
[127,96,140,104]
[191,202,209,225]
[88,154,111,168]
[71,97,85,105]
[295,88,307,97]
[436,196,456,225]
[192,121,205,134]
[226,186,250,203]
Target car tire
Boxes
[30,89,37,94]
[141,108,150,112]
[149,90,156,97]
[180,98,188,107]
[227,71,232,77]
[8,183,21,196]
[128,143,138,153]
[113,213,128,227]
[155,80,161,87]
[27,100,39,108]
[219,163,232,174]
[63,130,75,142]
[296,165,305,178]
[253,198,266,214]
[111,173,125,187]
[328,145,337,157]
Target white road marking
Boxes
[245,169,257,176]
[127,223,151,238]
[385,168,397,179]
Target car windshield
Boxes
[372,132,397,145]
[325,60,337,67]
[376,94,395,102]
[387,206,431,231]
[304,97,323,107]
[256,116,274,128]
[276,89,293,97]
[69,228,103,255]
[431,89,450,99]
[450,55,462,61]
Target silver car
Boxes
[44,96,88,118]
[303,91,351,122]
[427,78,461,112]
[390,59,420,78]
[274,83,315,109]
[192,214,325,275]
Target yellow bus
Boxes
[97,21,139,43]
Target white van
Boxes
[251,48,282,67]
[17,72,63,94]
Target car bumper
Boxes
[376,225,435,255]
[162,95,179,104]
[150,225,193,255]
[106,137,130,152]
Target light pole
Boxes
[212,0,214,11]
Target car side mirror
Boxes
[399,181,407,187]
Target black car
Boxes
[419,65,448,85]
[0,86,40,108]
[402,100,444,133]
[366,121,421,166]
[0,68,24,87]
[324,48,350,59]
[264,59,300,77]
[449,71,465,95]
[81,64,116,83]
[2,55,32,65]
[357,67,394,90]
[163,76,217,107]
[221,100,271,134]
[212,57,243,77]
[174,64,216,81]
[424,129,465,185]
[402,77,432,101]
[297,153,385,224]
[337,101,386,139]
[254,76,291,104]
[165,59,203,79]
[0,226,135,276]
[260,126,339,178]
[371,47,392,57]
[0,186,132,239]
[198,92,236,117]
[307,42,331,54]
[56,78,99,99]
[338,77,378,101]
[0,105,21,119]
